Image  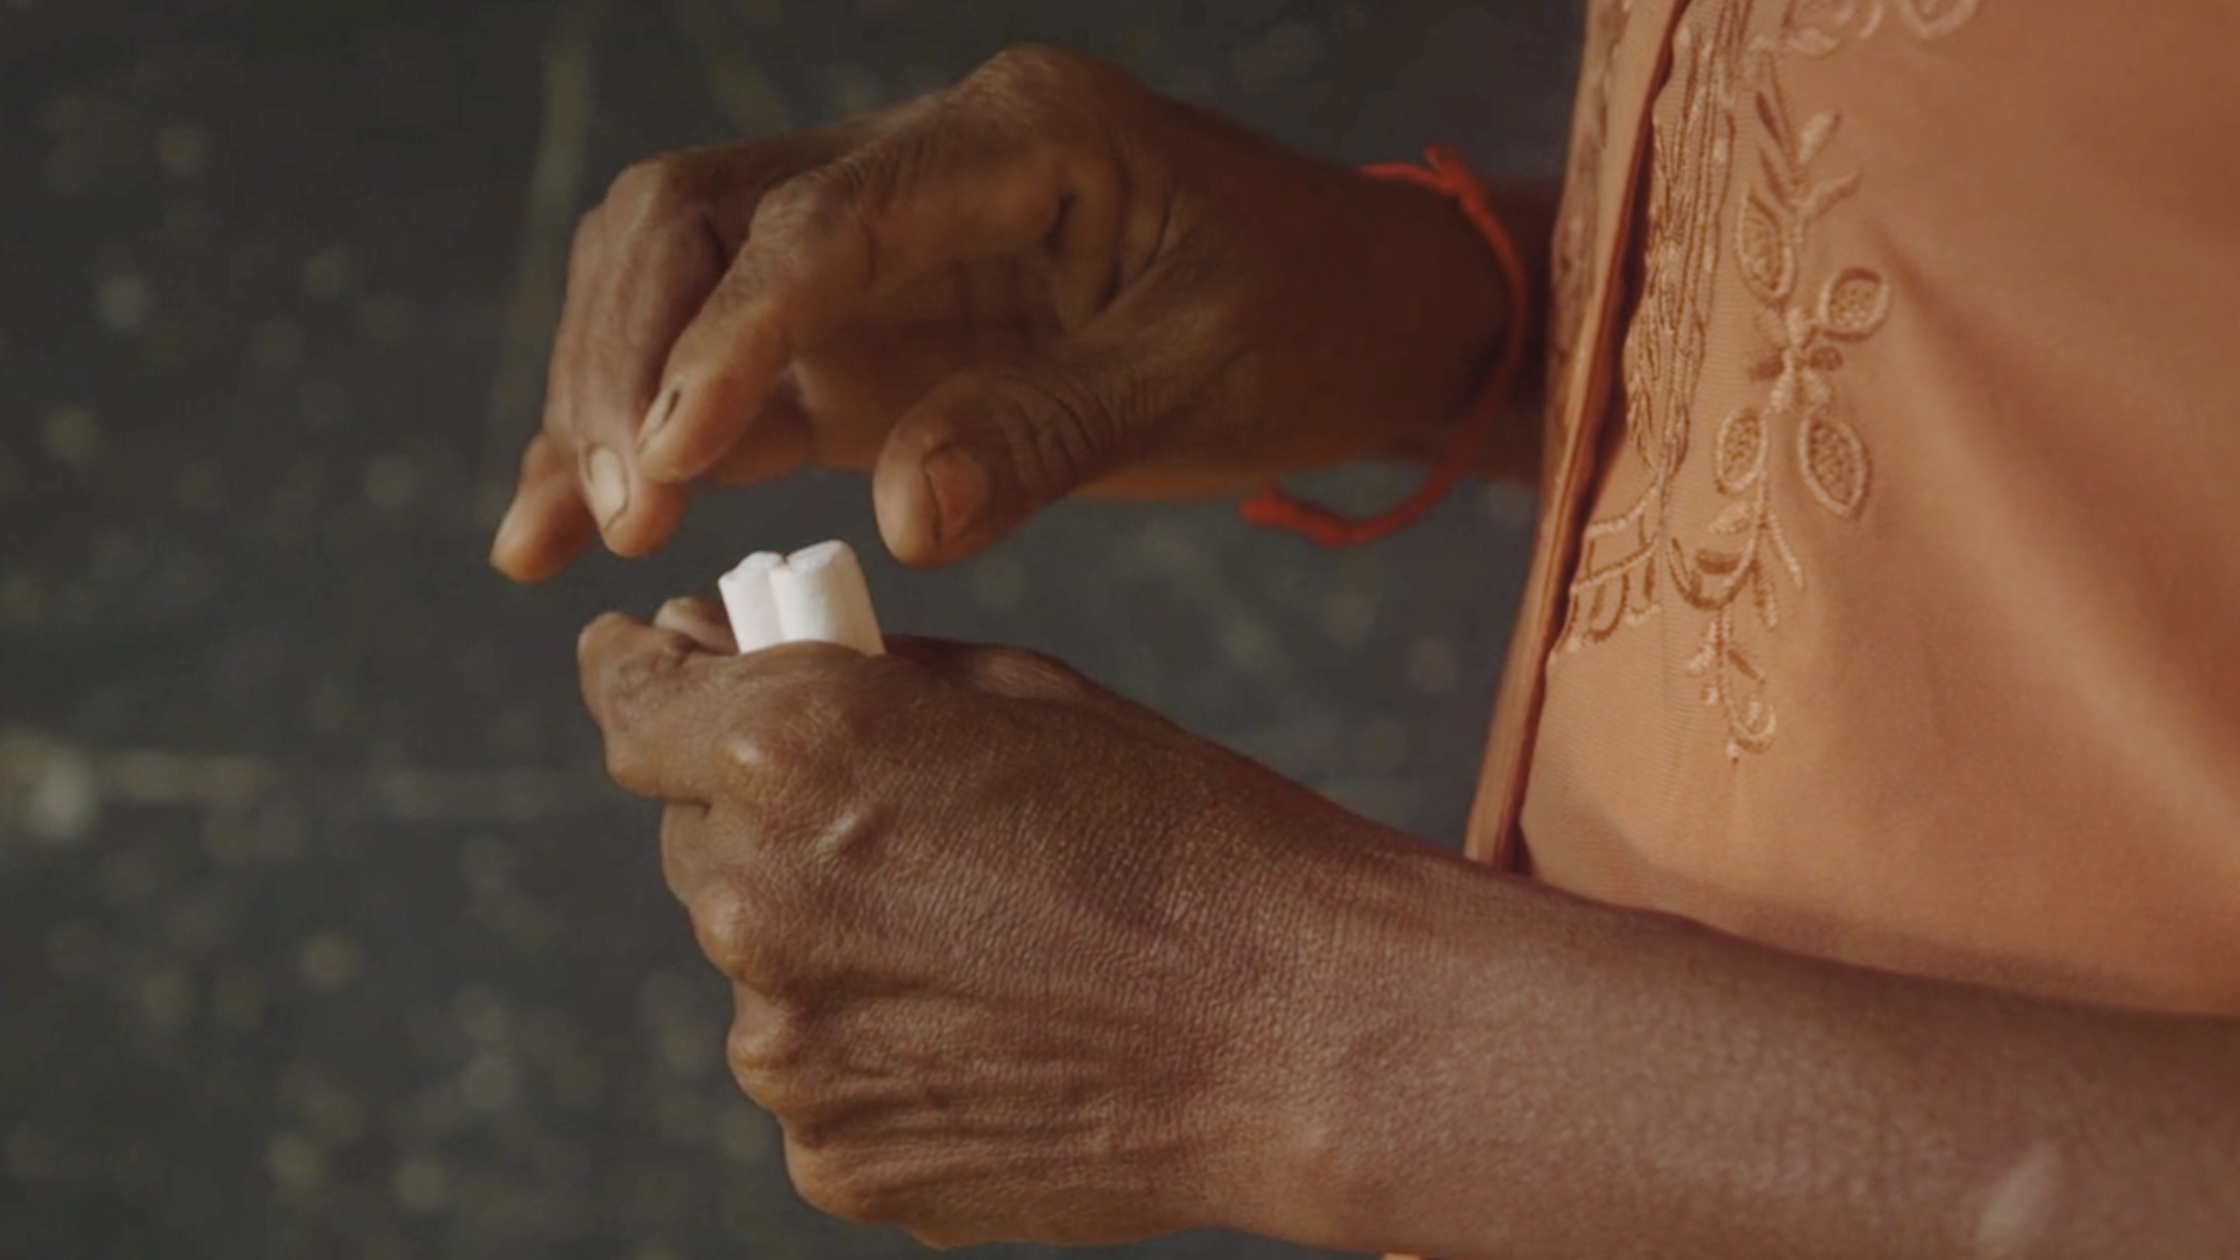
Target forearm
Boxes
[1242,841,2240,1260]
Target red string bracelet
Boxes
[1238,144,1531,548]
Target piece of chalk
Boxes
[717,551,787,654]
[771,540,885,656]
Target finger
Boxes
[636,55,1126,488]
[578,612,870,801]
[578,612,737,800]
[663,805,799,996]
[492,198,613,583]
[659,801,783,994]
[869,242,1246,566]
[658,800,712,908]
[561,158,750,558]
[867,359,1132,567]
[654,595,737,654]
[521,131,887,578]
[490,431,598,582]
[727,982,802,1111]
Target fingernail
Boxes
[585,446,629,527]
[654,597,731,652]
[922,446,990,547]
[638,386,682,456]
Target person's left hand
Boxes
[577,598,1424,1249]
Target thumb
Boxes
[871,358,1147,566]
[874,229,1249,568]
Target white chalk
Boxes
[771,540,885,656]
[717,551,787,654]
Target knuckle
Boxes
[656,803,700,896]
[600,736,653,796]
[968,43,1103,102]
[654,596,730,650]
[724,1001,806,1092]
[783,662,890,751]
[599,645,674,727]
[715,719,804,789]
[579,618,675,748]
[846,653,921,714]
[789,1147,893,1226]
[974,647,1088,702]
[750,164,870,246]
[604,152,701,219]
[993,372,1119,493]
[695,881,770,981]
[698,861,829,998]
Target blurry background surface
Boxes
[0,1,1579,1256]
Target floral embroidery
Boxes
[1559,1,1754,671]
[1784,0,1983,52]
[1556,0,1985,760]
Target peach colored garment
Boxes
[1471,0,2240,1015]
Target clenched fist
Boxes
[493,44,1516,580]
[576,597,1450,1248]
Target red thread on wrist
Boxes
[1238,144,1531,548]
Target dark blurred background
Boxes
[0,1,1578,1256]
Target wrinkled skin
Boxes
[579,598,1409,1248]
[503,43,1514,1246]
[489,44,1509,578]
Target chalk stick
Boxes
[772,540,885,656]
[717,551,788,655]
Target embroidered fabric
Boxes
[1546,0,1640,423]
[1554,0,1983,759]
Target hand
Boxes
[577,598,1426,1248]
[494,44,1511,580]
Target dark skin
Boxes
[511,45,2240,1259]
[490,46,1539,580]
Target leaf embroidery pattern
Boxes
[1784,0,1983,53]
[1556,0,1985,760]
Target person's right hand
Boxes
[490,45,1512,580]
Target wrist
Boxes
[1367,172,1556,483]
[1240,157,1555,547]
[1199,819,1507,1252]
[1238,156,1501,472]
